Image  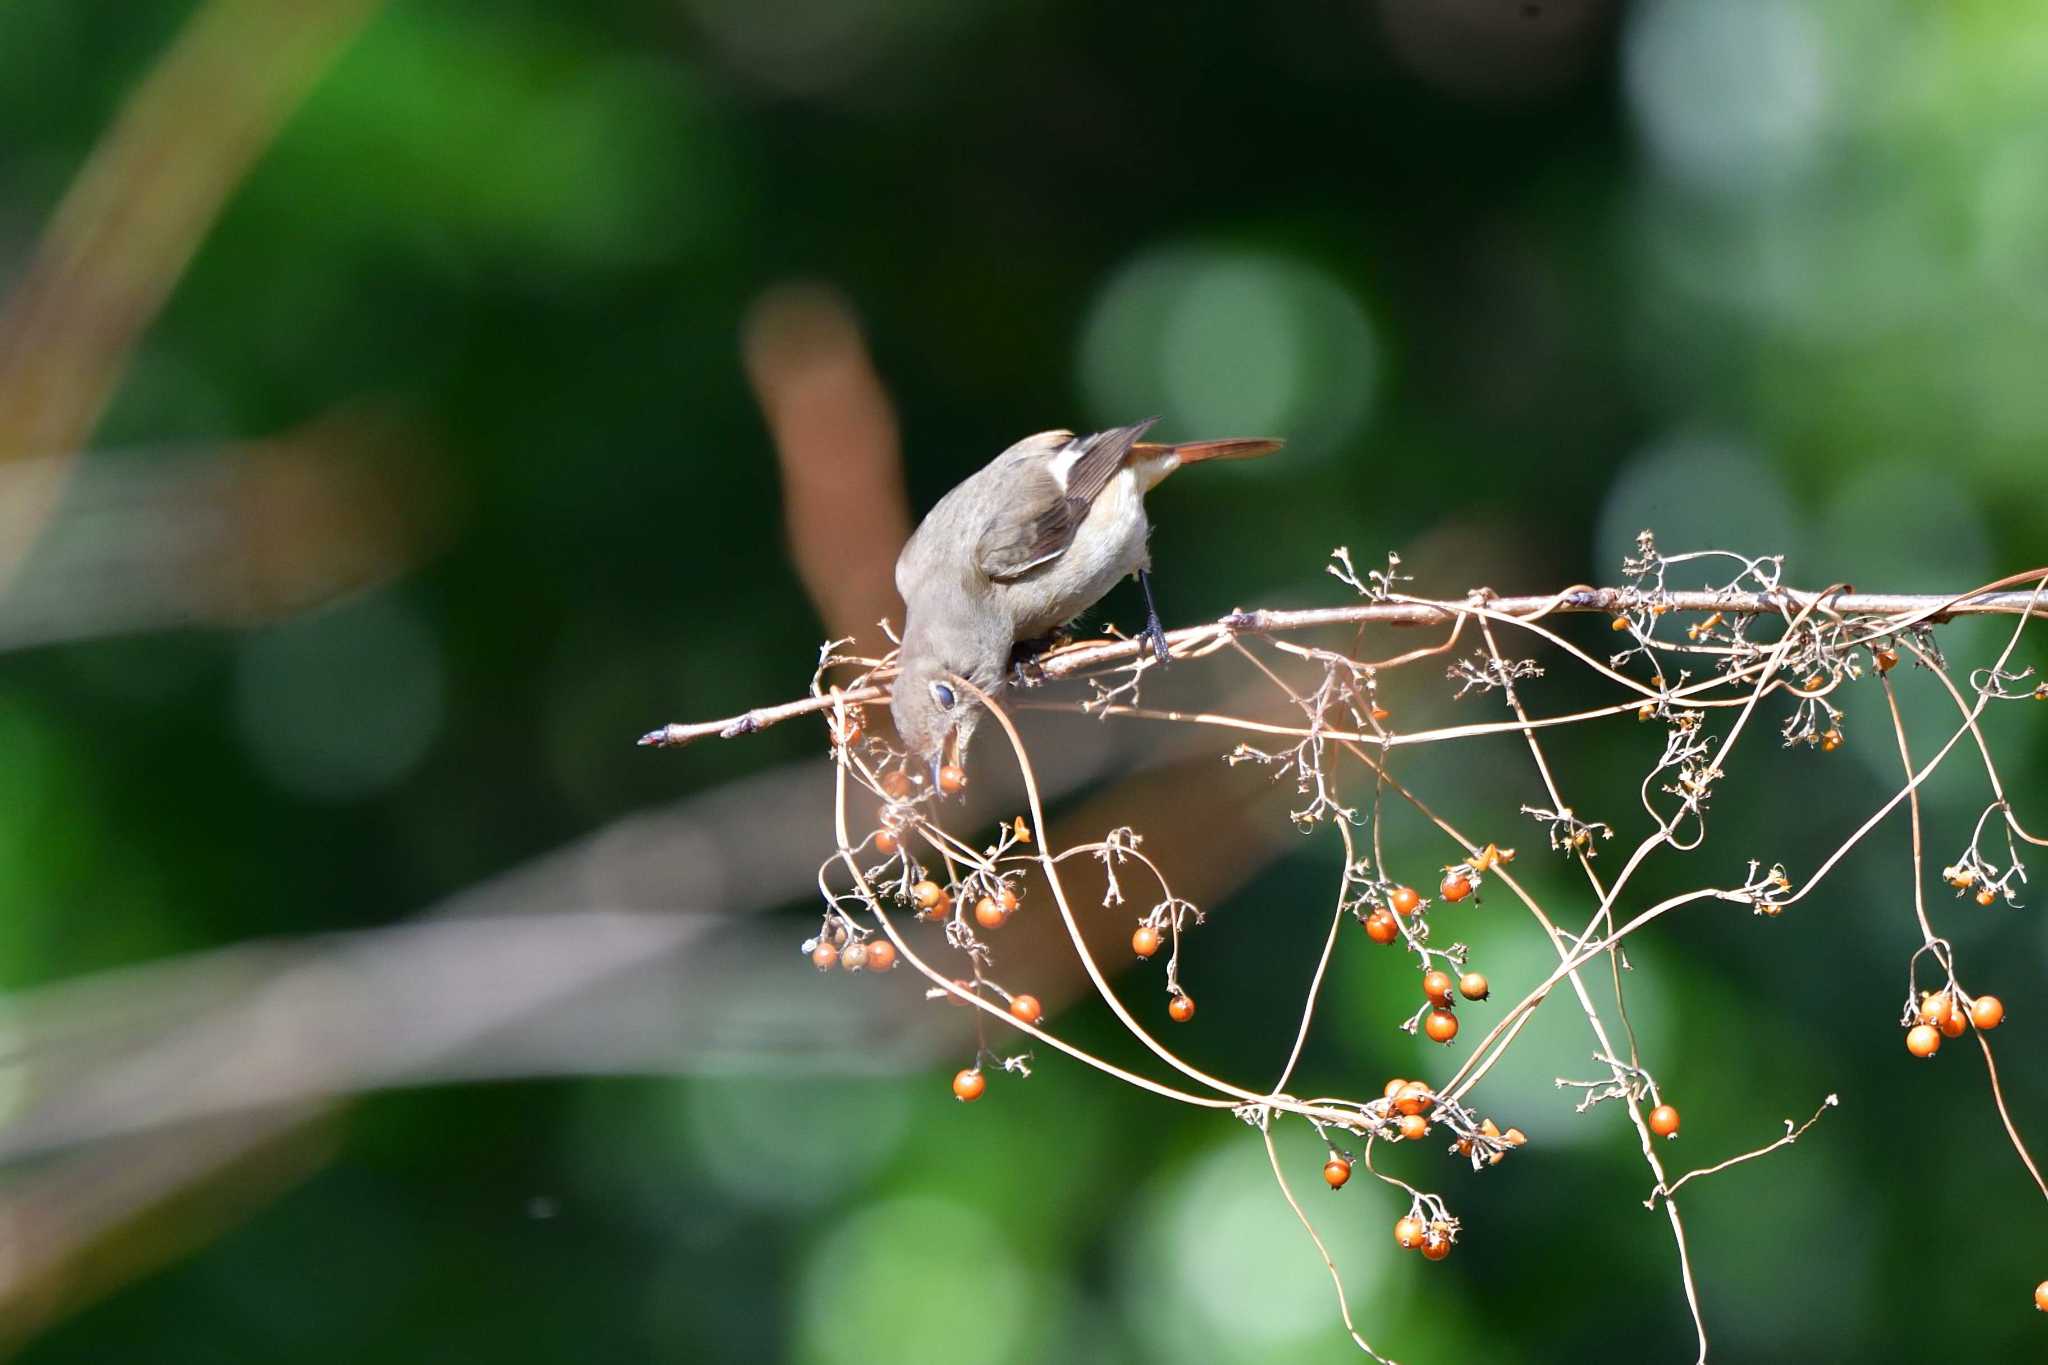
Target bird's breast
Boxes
[1004,466,1151,638]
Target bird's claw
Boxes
[1143,619,1171,666]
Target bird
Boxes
[889,418,1282,786]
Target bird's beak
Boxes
[930,726,961,795]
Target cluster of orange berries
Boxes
[1415,967,1489,1044]
[975,884,1021,928]
[1377,1078,1442,1144]
[1126,923,1197,1021]
[1945,864,2008,907]
[1360,867,1478,939]
[809,927,898,974]
[1904,989,2003,1058]
[950,992,1051,1102]
[1394,1214,1457,1261]
[874,762,970,801]
[907,877,952,919]
[1362,883,1424,943]
[891,862,1025,931]
[1310,1146,1458,1268]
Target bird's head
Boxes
[889,654,983,791]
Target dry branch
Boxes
[638,585,2048,749]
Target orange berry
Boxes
[1364,909,1400,944]
[1503,1127,1528,1147]
[1611,615,1630,631]
[911,880,943,910]
[1371,706,1392,722]
[880,770,912,799]
[1976,888,1997,906]
[1970,995,2005,1030]
[974,896,1010,929]
[937,763,968,795]
[1389,885,1422,917]
[999,886,1021,913]
[874,829,900,855]
[1421,1227,1453,1261]
[866,940,897,972]
[1399,1114,1429,1141]
[839,941,869,971]
[1920,992,1955,1029]
[1875,647,1898,672]
[951,1069,985,1102]
[1323,1158,1352,1189]
[834,718,863,748]
[1382,1077,1408,1101]
[1423,1008,1459,1043]
[1009,993,1042,1025]
[1422,970,1455,1006]
[1396,1081,1433,1117]
[1906,1023,1942,1058]
[2036,1280,2048,1312]
[1648,1104,1680,1139]
[1940,1007,1968,1039]
[1440,872,1473,903]
[1394,1216,1426,1250]
[1458,972,1490,1001]
[944,978,975,1006]
[811,942,839,971]
[1167,993,1196,1024]
[1132,925,1162,958]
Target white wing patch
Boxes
[1045,438,1088,493]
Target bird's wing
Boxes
[974,419,1158,582]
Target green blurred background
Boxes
[3,0,2046,1360]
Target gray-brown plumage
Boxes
[890,419,1282,782]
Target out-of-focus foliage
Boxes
[3,1,2045,1361]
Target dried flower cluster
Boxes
[645,534,2048,1361]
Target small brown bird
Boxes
[890,418,1282,783]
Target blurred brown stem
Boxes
[0,0,385,590]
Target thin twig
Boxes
[1646,1095,1840,1208]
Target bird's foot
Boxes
[1137,568,1171,666]
[1141,616,1171,666]
[1008,629,1072,686]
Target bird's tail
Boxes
[1136,437,1284,464]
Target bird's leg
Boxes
[1137,569,1171,665]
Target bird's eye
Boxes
[930,682,956,709]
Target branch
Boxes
[637,583,2048,748]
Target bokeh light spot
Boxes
[1594,433,1804,582]
[685,1063,911,1214]
[1625,0,1830,197]
[1120,1131,1388,1359]
[792,1195,1036,1365]
[1080,244,1377,456]
[233,592,443,801]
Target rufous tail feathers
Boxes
[1134,437,1284,464]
